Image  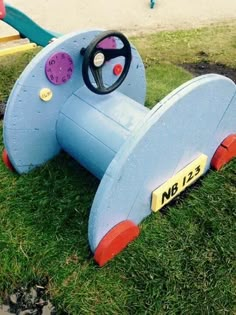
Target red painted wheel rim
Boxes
[2,149,14,171]
[94,220,140,266]
[211,134,236,170]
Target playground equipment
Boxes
[2,29,236,266]
[150,0,156,9]
[0,1,58,56]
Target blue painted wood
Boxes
[3,30,146,173]
[57,86,148,179]
[88,74,236,252]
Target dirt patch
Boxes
[0,102,6,119]
[0,280,62,315]
[182,60,236,83]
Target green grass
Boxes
[0,22,236,314]
[132,21,236,68]
[0,49,40,103]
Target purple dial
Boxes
[45,52,74,85]
[97,37,116,49]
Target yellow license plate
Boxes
[151,154,208,212]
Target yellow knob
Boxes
[39,88,53,102]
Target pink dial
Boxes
[45,52,74,85]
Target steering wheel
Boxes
[81,31,132,95]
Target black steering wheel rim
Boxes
[81,30,132,95]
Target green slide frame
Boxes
[3,3,60,47]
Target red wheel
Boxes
[2,149,14,171]
[211,134,236,170]
[94,220,140,266]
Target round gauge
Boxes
[45,52,74,85]
[97,36,116,49]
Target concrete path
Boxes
[1,0,236,36]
